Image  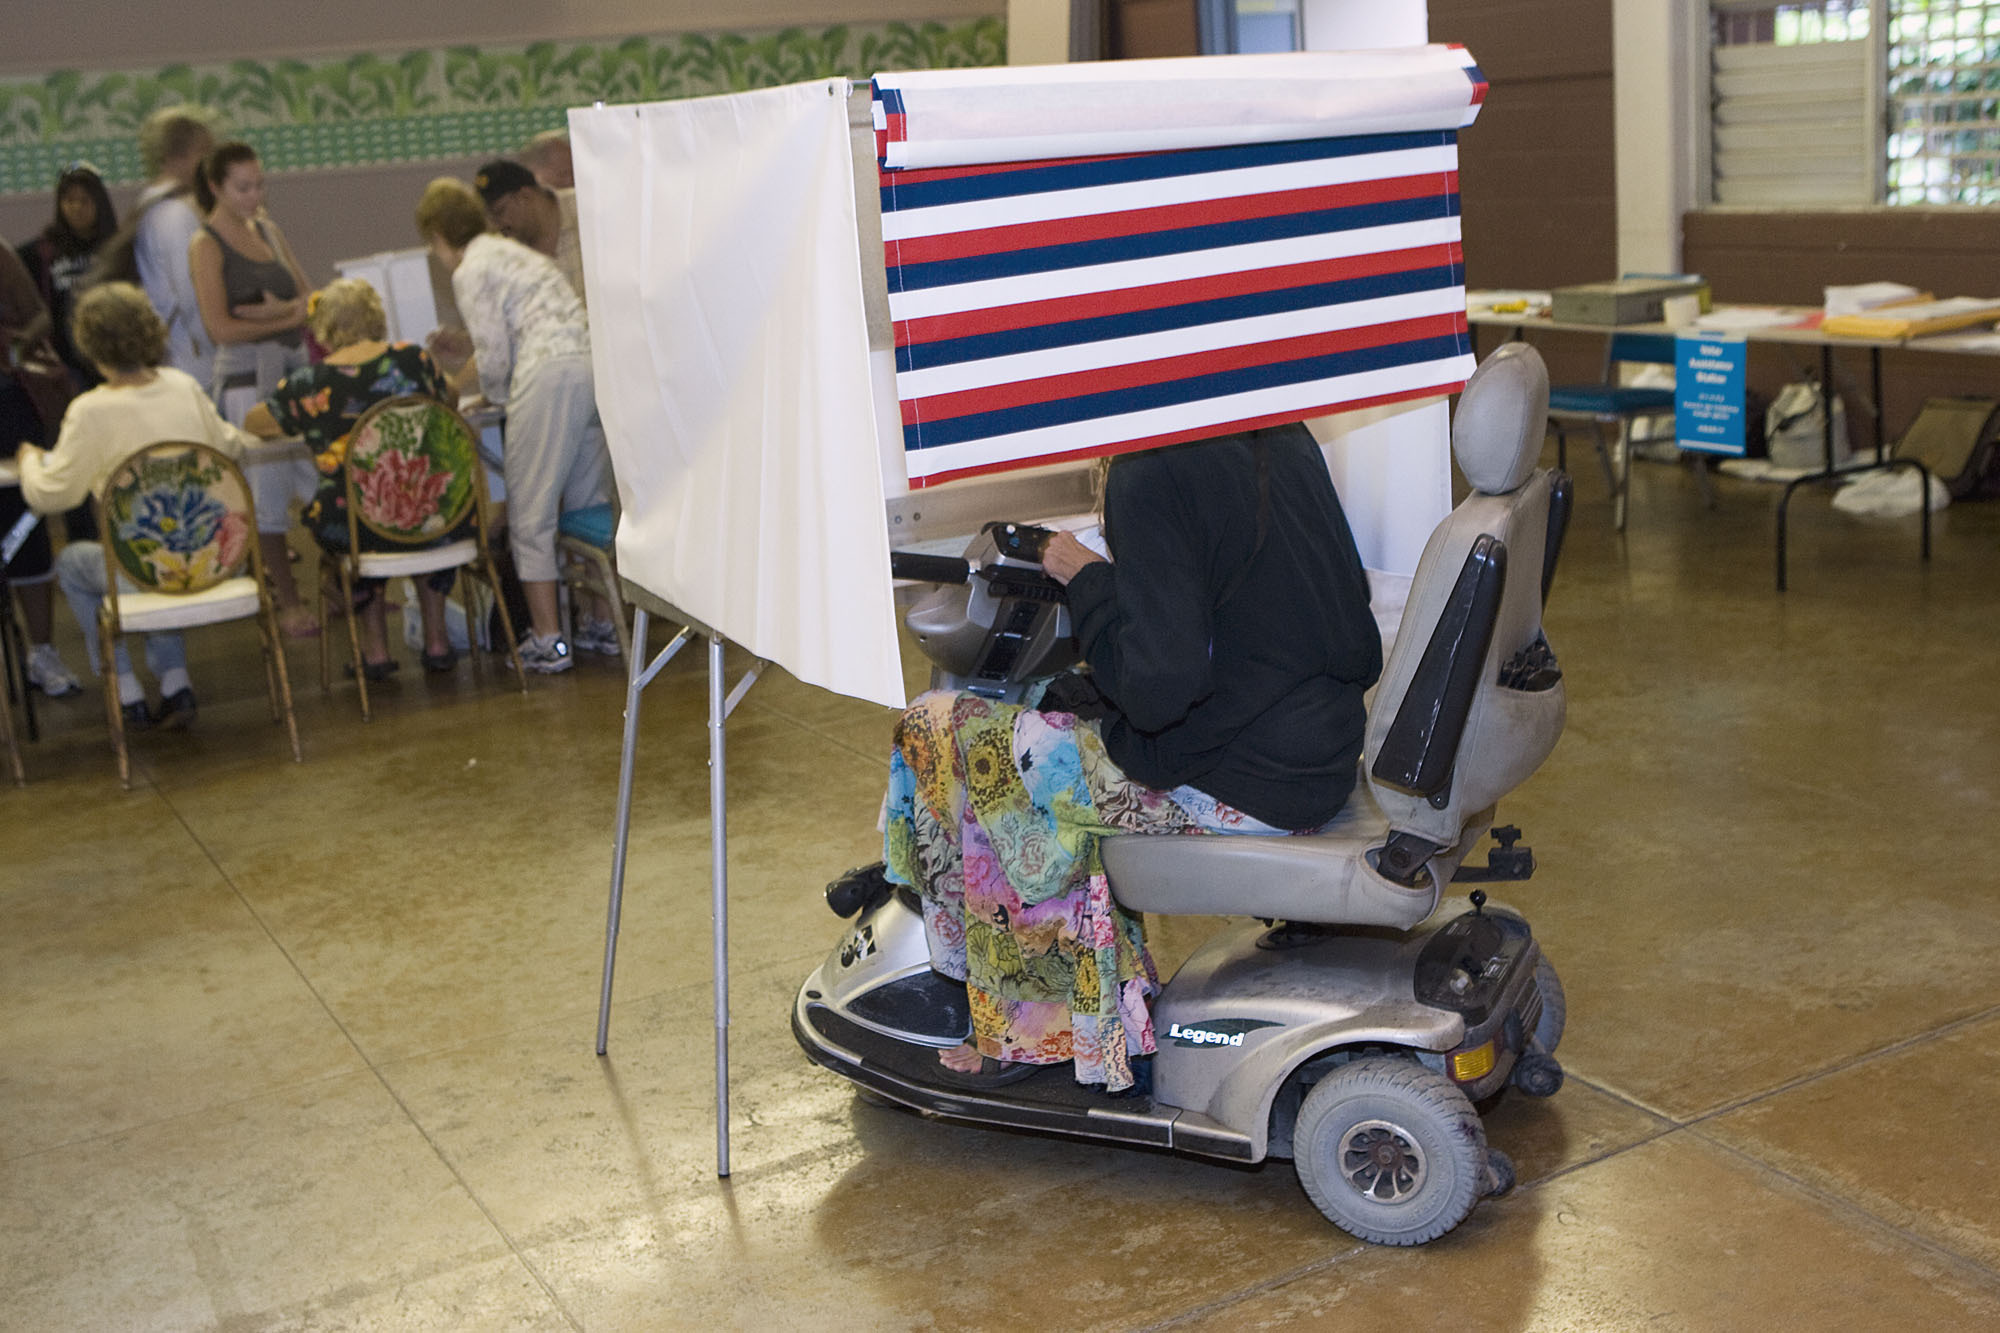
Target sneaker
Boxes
[120,699,156,732]
[26,644,83,698]
[573,618,621,657]
[156,687,198,731]
[518,631,574,674]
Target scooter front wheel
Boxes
[1293,1056,1488,1246]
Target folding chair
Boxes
[557,502,633,663]
[1546,331,1713,529]
[316,395,527,720]
[94,441,301,788]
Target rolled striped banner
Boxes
[874,49,1485,486]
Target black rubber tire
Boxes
[1484,1146,1517,1198]
[1293,1057,1488,1246]
[1533,954,1566,1055]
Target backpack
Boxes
[84,184,188,289]
[1894,397,2000,500]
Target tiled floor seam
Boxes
[148,785,593,1333]
[1123,1122,1688,1333]
[1684,1125,2000,1291]
[1679,999,2000,1128]
[739,695,895,766]
[0,1065,365,1166]
[1120,1241,1371,1332]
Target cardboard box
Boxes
[1551,277,1710,326]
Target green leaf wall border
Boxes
[0,18,1006,195]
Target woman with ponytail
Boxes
[188,140,317,635]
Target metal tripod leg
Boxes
[595,609,693,1056]
[708,633,730,1178]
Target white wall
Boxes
[1612,0,1703,274]
[1007,0,1075,64]
[1301,0,1425,49]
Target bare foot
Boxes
[938,1042,984,1073]
[277,605,321,639]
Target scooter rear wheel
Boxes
[1293,1056,1487,1245]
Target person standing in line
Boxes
[519,130,574,190]
[474,159,585,308]
[17,164,119,393]
[414,177,615,672]
[131,106,217,389]
[188,140,317,638]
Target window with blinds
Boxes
[1710,0,1879,206]
[1709,0,2000,205]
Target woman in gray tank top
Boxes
[190,140,317,634]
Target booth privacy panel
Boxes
[875,49,1486,486]
[571,81,907,711]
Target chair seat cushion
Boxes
[114,577,263,632]
[355,540,480,579]
[1546,386,1677,418]
[558,504,616,548]
[1100,779,1437,929]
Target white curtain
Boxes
[570,81,907,710]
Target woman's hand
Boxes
[1041,530,1107,585]
[426,327,473,367]
[231,290,301,324]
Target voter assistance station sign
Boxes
[1675,332,1747,457]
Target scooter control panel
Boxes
[983,521,1055,563]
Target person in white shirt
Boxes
[132,106,217,390]
[14,283,252,732]
[415,177,613,673]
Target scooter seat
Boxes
[1101,778,1444,929]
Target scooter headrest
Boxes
[1452,342,1550,496]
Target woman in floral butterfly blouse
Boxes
[245,279,461,677]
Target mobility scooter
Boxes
[793,344,1574,1245]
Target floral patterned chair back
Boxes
[344,396,480,546]
[101,442,256,595]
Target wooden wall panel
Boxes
[1109,0,1200,58]
[1686,210,2000,443]
[1431,0,1617,387]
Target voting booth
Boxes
[571,46,1486,1173]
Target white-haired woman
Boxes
[245,279,459,677]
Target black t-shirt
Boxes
[17,237,99,386]
[1063,424,1382,830]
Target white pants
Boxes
[215,340,315,534]
[503,355,609,583]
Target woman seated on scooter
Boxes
[884,422,1382,1092]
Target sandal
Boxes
[421,648,458,674]
[343,658,400,682]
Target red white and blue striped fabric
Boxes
[873,51,1486,486]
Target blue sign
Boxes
[1675,333,1748,457]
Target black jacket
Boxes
[1063,424,1381,829]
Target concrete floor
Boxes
[4,452,1999,1331]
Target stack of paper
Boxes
[1823,282,1924,317]
[1821,296,2000,339]
[1688,306,1812,333]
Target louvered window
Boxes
[1709,1,2000,205]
